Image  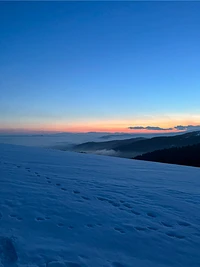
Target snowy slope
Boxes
[0,144,200,267]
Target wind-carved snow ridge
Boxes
[0,143,200,267]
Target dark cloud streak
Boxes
[175,125,200,131]
[128,125,200,132]
[129,126,173,131]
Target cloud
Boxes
[128,124,200,132]
[128,126,173,131]
[175,125,200,131]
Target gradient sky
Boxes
[1,1,200,133]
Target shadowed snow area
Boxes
[0,143,200,267]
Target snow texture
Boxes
[0,143,200,267]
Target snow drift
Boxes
[0,143,200,267]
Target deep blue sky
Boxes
[0,1,200,132]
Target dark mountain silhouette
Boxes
[72,131,200,158]
[134,143,200,168]
[72,137,146,152]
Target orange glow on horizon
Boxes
[1,116,200,133]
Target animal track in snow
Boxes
[73,190,80,194]
[81,196,90,200]
[161,222,173,228]
[135,226,147,231]
[97,196,108,202]
[166,231,185,239]
[147,212,157,218]
[123,203,132,209]
[178,221,191,227]
[131,210,140,215]
[114,227,125,234]
[86,223,94,228]
[108,200,120,207]
[35,217,45,221]
[56,183,61,186]
[61,187,67,191]
[148,226,158,231]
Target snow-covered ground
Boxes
[0,143,200,267]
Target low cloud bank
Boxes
[174,125,200,131]
[129,126,173,131]
[129,124,200,132]
[95,149,119,157]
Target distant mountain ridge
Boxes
[72,131,200,158]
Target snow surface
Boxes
[0,143,200,267]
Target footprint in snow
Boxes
[86,223,94,228]
[131,210,140,215]
[35,217,45,221]
[148,226,158,231]
[147,212,157,218]
[108,200,120,207]
[135,226,147,231]
[166,231,185,239]
[61,187,67,191]
[114,227,125,234]
[81,196,90,200]
[97,196,107,202]
[123,203,132,209]
[161,222,173,228]
[177,221,191,227]
[73,190,80,194]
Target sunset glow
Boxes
[1,2,200,134]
